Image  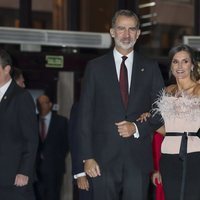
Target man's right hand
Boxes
[84,159,101,177]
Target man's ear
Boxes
[136,29,141,39]
[49,102,53,109]
[5,65,11,74]
[110,28,115,38]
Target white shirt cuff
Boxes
[133,122,139,138]
[74,172,86,179]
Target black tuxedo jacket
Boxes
[0,80,38,186]
[78,51,164,173]
[37,112,69,175]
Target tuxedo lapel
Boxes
[127,52,144,111]
[129,53,138,98]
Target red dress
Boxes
[152,132,165,200]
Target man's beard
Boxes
[115,38,136,50]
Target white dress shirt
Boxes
[0,79,12,102]
[113,48,139,138]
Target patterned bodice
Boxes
[154,90,200,132]
[153,90,200,154]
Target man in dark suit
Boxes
[0,48,38,200]
[35,94,69,200]
[68,102,92,200]
[78,10,164,200]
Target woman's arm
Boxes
[137,113,166,136]
[156,126,165,136]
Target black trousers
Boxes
[0,184,35,200]
[160,152,200,200]
[91,158,150,200]
[34,171,63,200]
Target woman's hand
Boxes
[136,112,151,122]
[152,171,162,186]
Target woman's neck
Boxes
[176,78,196,92]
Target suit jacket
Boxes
[68,102,84,176]
[0,80,39,186]
[37,112,69,175]
[78,50,164,173]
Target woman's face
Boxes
[171,50,193,80]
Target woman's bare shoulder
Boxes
[165,84,177,94]
[194,83,200,96]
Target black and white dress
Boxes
[154,91,200,200]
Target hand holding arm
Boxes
[84,159,101,178]
[136,112,151,122]
[136,112,166,136]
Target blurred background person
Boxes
[10,67,25,88]
[35,94,69,200]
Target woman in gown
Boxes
[151,44,200,200]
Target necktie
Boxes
[119,56,128,108]
[40,118,46,142]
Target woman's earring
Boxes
[191,65,194,71]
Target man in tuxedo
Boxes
[35,94,69,200]
[78,10,164,200]
[0,48,38,200]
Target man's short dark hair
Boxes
[0,49,12,69]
